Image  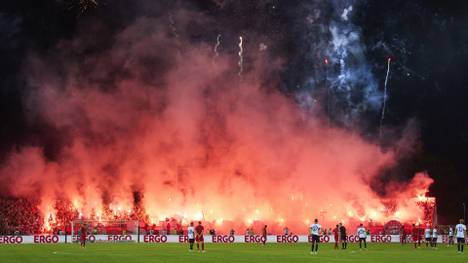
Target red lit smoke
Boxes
[0,16,433,233]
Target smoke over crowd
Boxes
[0,0,442,233]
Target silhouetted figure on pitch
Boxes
[339,223,347,249]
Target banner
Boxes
[0,234,450,244]
[0,235,66,244]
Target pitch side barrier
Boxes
[0,235,454,244]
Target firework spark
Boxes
[380,57,392,138]
[214,34,222,57]
[69,0,99,13]
[238,36,244,77]
[168,13,179,39]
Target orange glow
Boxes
[0,24,435,234]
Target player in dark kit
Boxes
[339,223,347,249]
[195,221,205,252]
[411,224,419,249]
[80,224,87,248]
[333,224,340,249]
[262,225,267,245]
[418,225,423,246]
[400,225,407,244]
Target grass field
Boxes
[0,243,465,263]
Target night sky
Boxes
[0,0,467,223]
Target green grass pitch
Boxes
[0,243,465,263]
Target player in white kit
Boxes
[357,223,367,249]
[448,226,454,246]
[431,226,438,249]
[424,226,432,247]
[187,222,195,252]
[455,219,466,254]
[310,219,321,255]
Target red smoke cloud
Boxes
[0,16,432,233]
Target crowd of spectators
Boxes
[0,198,42,235]
[0,198,147,235]
[0,197,438,236]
